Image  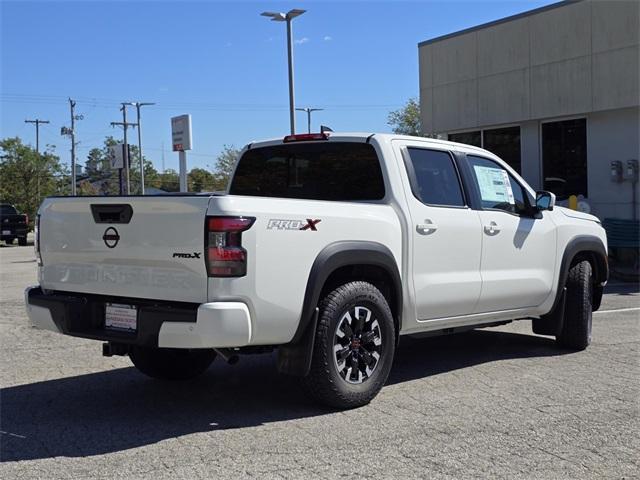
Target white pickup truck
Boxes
[25,132,608,408]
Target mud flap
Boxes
[276,308,319,377]
[533,287,566,336]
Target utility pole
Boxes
[61,99,83,195]
[24,118,50,154]
[296,107,323,133]
[132,102,155,195]
[110,103,138,195]
[25,118,50,203]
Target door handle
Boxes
[484,221,500,236]
[416,219,438,235]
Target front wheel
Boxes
[556,260,593,350]
[301,281,396,409]
[129,347,216,380]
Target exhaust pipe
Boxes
[214,348,239,365]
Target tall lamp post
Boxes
[132,102,155,194]
[296,107,323,133]
[261,9,306,135]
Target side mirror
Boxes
[536,191,556,211]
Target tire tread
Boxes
[557,260,592,350]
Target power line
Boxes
[2,94,402,111]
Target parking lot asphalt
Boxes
[1,242,638,479]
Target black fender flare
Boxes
[276,241,402,376]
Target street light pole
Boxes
[296,107,324,133]
[261,9,306,135]
[285,17,296,135]
[122,104,130,195]
[111,104,138,196]
[133,102,155,195]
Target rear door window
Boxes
[405,148,465,207]
[229,142,385,201]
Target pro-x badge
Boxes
[267,219,321,231]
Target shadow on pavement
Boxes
[604,282,640,295]
[1,329,566,462]
[389,329,562,386]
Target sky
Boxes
[1,0,556,172]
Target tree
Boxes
[78,179,99,196]
[83,136,160,195]
[212,145,241,189]
[157,169,180,192]
[387,98,422,136]
[0,137,68,227]
[188,168,216,192]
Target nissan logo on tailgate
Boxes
[103,227,120,248]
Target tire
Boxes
[4,237,15,245]
[129,347,216,380]
[301,281,396,409]
[18,236,27,246]
[556,260,593,350]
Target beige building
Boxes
[419,0,639,220]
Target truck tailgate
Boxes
[39,196,212,303]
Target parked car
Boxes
[1,203,28,246]
[25,133,608,408]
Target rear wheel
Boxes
[301,281,396,409]
[129,347,216,380]
[556,260,593,350]
[18,236,27,246]
[3,237,15,245]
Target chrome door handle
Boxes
[416,220,438,235]
[484,221,500,235]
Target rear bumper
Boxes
[24,286,252,349]
[1,226,27,238]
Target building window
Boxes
[542,119,587,201]
[448,131,481,147]
[448,127,521,173]
[483,127,521,173]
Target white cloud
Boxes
[323,36,332,41]
[294,37,309,45]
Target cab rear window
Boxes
[229,142,385,201]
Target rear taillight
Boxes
[206,216,255,277]
[24,214,29,225]
[35,214,41,266]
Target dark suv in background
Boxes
[0,203,29,246]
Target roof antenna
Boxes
[320,125,333,133]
